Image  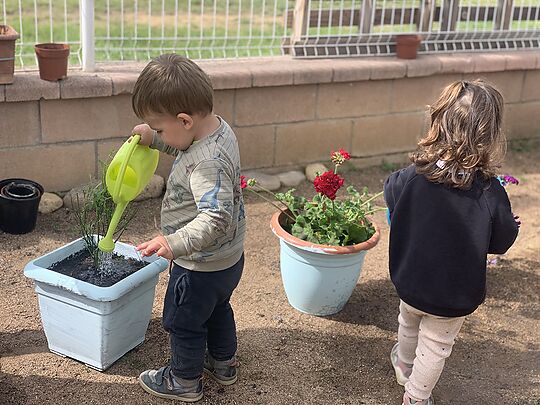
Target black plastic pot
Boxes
[0,178,43,234]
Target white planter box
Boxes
[24,237,168,371]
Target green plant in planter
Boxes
[243,149,385,246]
[71,162,136,269]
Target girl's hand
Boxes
[137,235,173,260]
[513,214,521,228]
[131,123,154,146]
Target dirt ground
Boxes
[1,140,539,405]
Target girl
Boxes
[384,80,520,405]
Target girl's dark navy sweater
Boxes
[384,165,519,317]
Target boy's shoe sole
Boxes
[138,376,203,402]
[391,343,411,386]
[203,367,238,386]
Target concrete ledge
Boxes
[2,51,540,102]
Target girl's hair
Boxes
[132,53,213,119]
[411,79,506,189]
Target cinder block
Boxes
[463,71,523,104]
[521,71,540,102]
[406,57,442,78]
[391,75,462,113]
[214,90,235,126]
[0,143,95,191]
[0,101,40,147]
[505,52,537,71]
[436,54,474,74]
[369,59,407,80]
[352,112,424,156]
[317,80,392,119]
[504,102,540,139]
[41,95,140,143]
[106,72,139,95]
[332,60,371,83]
[0,85,5,102]
[5,73,60,101]
[250,63,293,87]
[97,138,125,167]
[235,125,275,168]
[473,54,507,73]
[275,120,351,165]
[235,85,317,126]
[156,154,175,180]
[207,67,252,90]
[292,60,334,85]
[60,74,113,99]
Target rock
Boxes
[305,163,328,182]
[38,192,63,214]
[277,170,306,187]
[63,184,94,210]
[134,174,165,202]
[243,171,281,191]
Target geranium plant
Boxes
[242,149,384,246]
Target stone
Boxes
[62,182,99,210]
[277,171,306,187]
[134,174,165,202]
[243,171,281,191]
[38,192,63,214]
[305,163,328,182]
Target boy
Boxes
[132,54,245,402]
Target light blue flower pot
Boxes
[24,236,168,370]
[271,211,380,316]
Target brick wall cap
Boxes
[2,51,540,102]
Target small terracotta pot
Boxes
[34,43,70,81]
[395,34,422,59]
[0,25,20,85]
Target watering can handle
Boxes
[112,134,141,201]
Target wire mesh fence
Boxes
[1,0,539,68]
[1,0,293,69]
[289,0,540,57]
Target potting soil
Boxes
[48,249,146,287]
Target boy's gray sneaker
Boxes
[391,343,413,386]
[138,366,203,402]
[203,352,238,385]
[403,393,435,405]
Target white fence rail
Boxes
[1,0,539,69]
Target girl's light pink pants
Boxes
[398,300,466,401]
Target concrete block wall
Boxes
[1,52,539,191]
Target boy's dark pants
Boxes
[163,255,244,380]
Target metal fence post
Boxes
[81,0,95,71]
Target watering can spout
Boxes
[97,134,159,253]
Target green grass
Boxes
[2,0,539,67]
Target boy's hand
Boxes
[131,124,154,146]
[137,235,173,260]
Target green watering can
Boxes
[98,134,159,252]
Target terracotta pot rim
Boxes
[396,34,422,44]
[270,210,380,255]
[0,25,20,41]
[35,43,70,57]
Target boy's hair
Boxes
[411,79,506,189]
[132,54,213,119]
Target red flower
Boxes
[313,171,345,200]
[331,148,351,164]
[240,175,247,189]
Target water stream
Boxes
[97,251,114,278]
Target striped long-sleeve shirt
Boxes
[150,116,245,272]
